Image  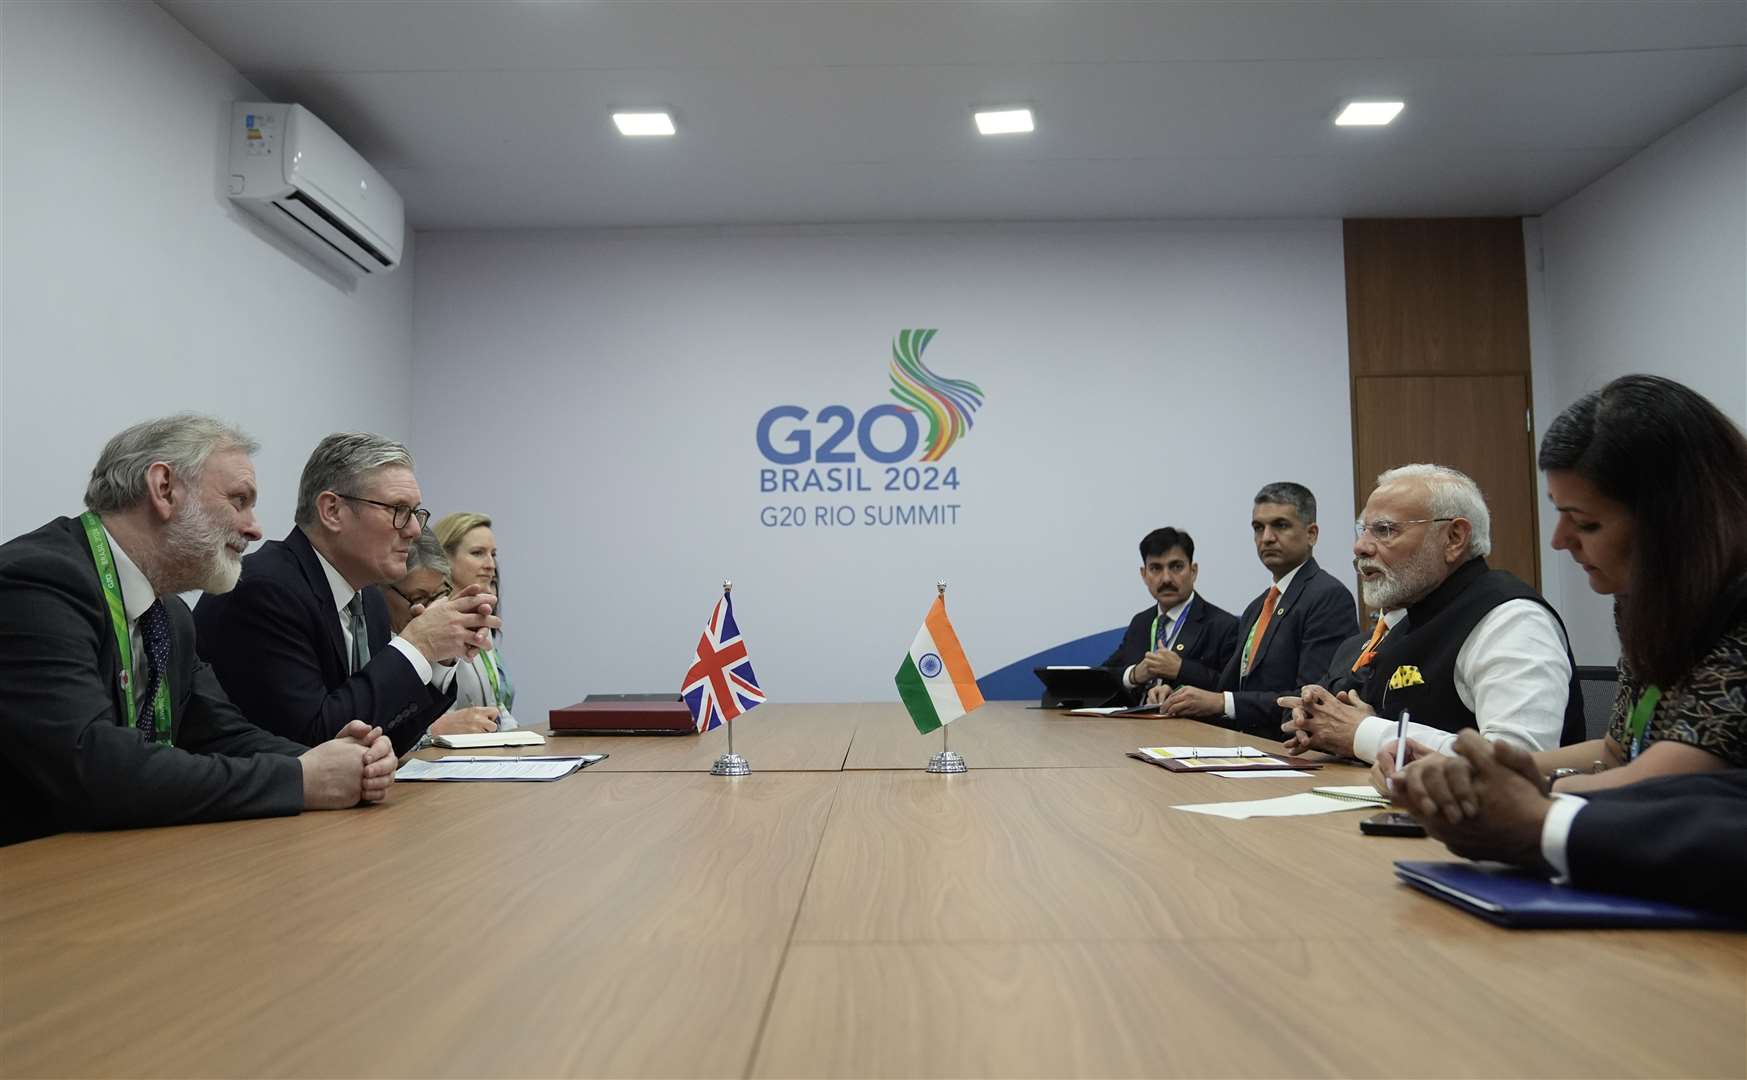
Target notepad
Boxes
[430,729,547,749]
[395,755,605,782]
[1309,784,1389,805]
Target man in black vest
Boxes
[1102,526,1240,703]
[1281,464,1584,762]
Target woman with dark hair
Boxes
[1384,374,1747,806]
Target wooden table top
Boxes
[4,702,1741,1078]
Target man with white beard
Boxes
[1278,464,1585,763]
[0,415,397,846]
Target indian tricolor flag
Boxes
[894,595,984,734]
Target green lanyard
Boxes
[479,648,504,708]
[80,512,172,743]
[1626,684,1661,761]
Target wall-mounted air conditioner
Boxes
[227,102,404,276]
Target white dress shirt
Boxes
[1540,793,1588,880]
[103,526,160,701]
[1224,560,1307,718]
[1350,598,1572,763]
[311,549,455,692]
[1122,595,1195,689]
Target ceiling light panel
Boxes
[1334,101,1405,127]
[974,108,1035,136]
[613,111,676,137]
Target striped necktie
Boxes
[1240,586,1280,677]
[346,592,370,674]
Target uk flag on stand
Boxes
[681,589,766,733]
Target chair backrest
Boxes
[1575,665,1619,742]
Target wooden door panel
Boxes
[1352,374,1541,592]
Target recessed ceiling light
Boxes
[612,111,676,137]
[974,107,1034,136]
[1334,101,1404,127]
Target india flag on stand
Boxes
[894,595,985,734]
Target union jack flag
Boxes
[681,591,765,733]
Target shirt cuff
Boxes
[1222,691,1235,719]
[1540,794,1589,882]
[1351,716,1389,763]
[388,636,433,683]
[1123,664,1139,689]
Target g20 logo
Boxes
[755,329,985,466]
[756,404,920,464]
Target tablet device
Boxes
[1032,665,1126,709]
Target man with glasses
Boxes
[195,433,501,754]
[1280,464,1584,764]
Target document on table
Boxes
[1209,770,1315,779]
[395,755,605,782]
[1139,746,1273,760]
[1172,790,1377,819]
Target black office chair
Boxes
[1575,665,1620,742]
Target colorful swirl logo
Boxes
[888,329,985,462]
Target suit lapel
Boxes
[1172,598,1207,659]
[1247,557,1318,673]
[286,528,347,674]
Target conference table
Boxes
[2,702,1742,1078]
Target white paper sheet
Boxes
[1209,770,1314,779]
[1171,791,1376,819]
[395,755,602,782]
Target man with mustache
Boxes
[1104,527,1239,703]
[195,433,501,755]
[0,415,396,846]
[1280,464,1584,762]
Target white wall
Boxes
[1527,87,1747,666]
[0,0,415,540]
[412,222,1354,714]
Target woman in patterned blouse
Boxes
[1528,374,1747,793]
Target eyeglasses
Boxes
[337,493,431,531]
[388,583,450,608]
[1354,517,1454,543]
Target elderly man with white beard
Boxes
[1278,464,1585,765]
[0,415,397,846]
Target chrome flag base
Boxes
[711,753,751,777]
[926,750,967,774]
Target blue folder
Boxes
[1394,860,1742,930]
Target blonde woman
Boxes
[434,512,517,730]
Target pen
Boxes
[1389,710,1411,788]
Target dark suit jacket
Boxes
[193,528,453,756]
[1215,556,1359,736]
[1102,595,1241,701]
[1566,771,1747,917]
[0,517,306,846]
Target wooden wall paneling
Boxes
[1353,373,1542,589]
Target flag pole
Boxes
[711,579,752,777]
[926,580,967,774]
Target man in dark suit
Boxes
[1161,482,1358,737]
[1102,526,1239,703]
[0,415,396,846]
[195,433,501,756]
[1383,729,1747,918]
